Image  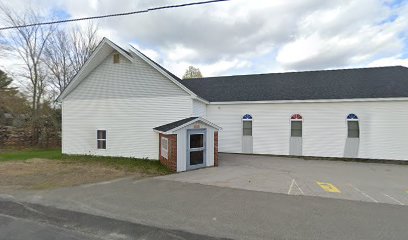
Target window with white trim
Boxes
[161,137,169,159]
[290,114,303,137]
[347,114,359,138]
[97,130,106,149]
[242,114,253,136]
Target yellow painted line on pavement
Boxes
[316,182,341,193]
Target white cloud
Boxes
[368,57,408,68]
[166,45,198,62]
[1,0,408,77]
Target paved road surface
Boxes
[5,177,408,240]
[0,198,229,240]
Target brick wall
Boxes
[159,133,177,172]
[214,131,219,167]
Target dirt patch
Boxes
[0,158,143,191]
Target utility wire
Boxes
[0,0,231,31]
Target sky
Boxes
[0,0,408,78]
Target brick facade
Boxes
[159,133,177,172]
[214,131,219,167]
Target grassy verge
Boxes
[0,149,62,161]
[61,154,170,175]
[0,149,170,176]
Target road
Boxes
[0,198,229,240]
[4,176,408,240]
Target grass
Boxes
[0,148,170,176]
[61,154,170,175]
[0,149,62,161]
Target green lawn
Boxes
[0,149,170,175]
[0,149,62,161]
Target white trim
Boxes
[170,117,221,133]
[154,117,222,134]
[192,96,209,104]
[57,38,134,102]
[161,137,169,159]
[209,97,408,105]
[128,45,209,104]
[96,129,107,150]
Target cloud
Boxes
[276,0,408,70]
[368,56,408,67]
[0,0,408,77]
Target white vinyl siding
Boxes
[192,99,207,117]
[62,52,193,159]
[62,96,192,159]
[206,100,408,161]
[65,53,189,100]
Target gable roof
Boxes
[58,38,408,104]
[154,117,221,133]
[128,45,209,104]
[57,38,204,103]
[57,38,133,101]
[179,66,408,102]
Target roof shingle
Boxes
[179,66,408,102]
[154,117,198,132]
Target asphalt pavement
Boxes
[160,153,408,205]
[4,177,408,240]
[0,198,230,240]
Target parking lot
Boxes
[159,153,408,205]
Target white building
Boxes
[58,38,408,171]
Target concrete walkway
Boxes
[160,153,408,205]
[5,176,408,240]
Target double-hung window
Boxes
[97,130,107,149]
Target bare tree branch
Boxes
[43,21,100,94]
[0,4,55,145]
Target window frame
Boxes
[242,114,253,136]
[161,137,169,159]
[97,130,107,150]
[346,114,360,138]
[290,114,303,137]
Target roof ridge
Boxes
[185,65,407,81]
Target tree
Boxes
[0,5,55,144]
[0,70,29,126]
[0,69,16,93]
[182,66,203,79]
[43,23,100,95]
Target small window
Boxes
[347,114,359,138]
[97,130,106,149]
[290,114,303,137]
[242,114,253,136]
[161,137,168,159]
[113,53,120,64]
[190,134,204,149]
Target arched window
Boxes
[290,114,302,137]
[242,114,252,136]
[347,114,359,138]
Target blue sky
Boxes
[1,0,408,77]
